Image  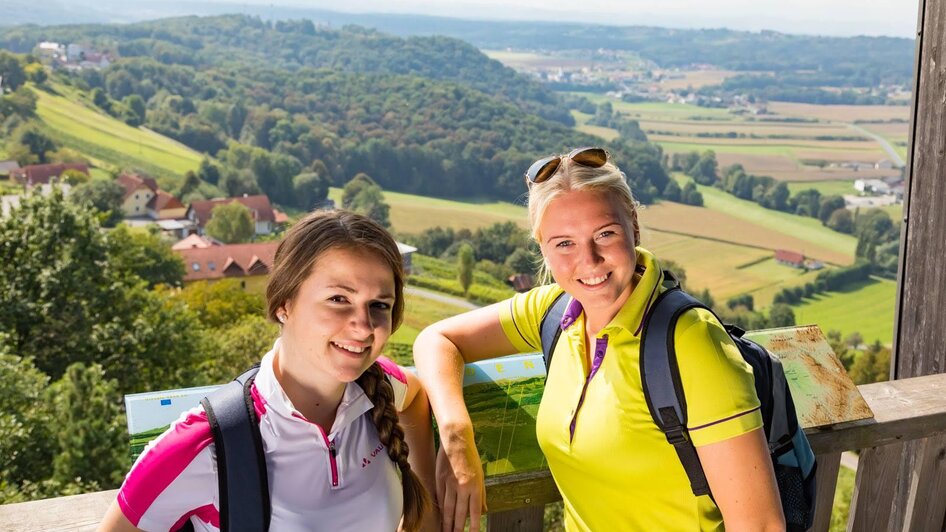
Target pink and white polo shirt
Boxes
[116,347,411,531]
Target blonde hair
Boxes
[265,210,430,530]
[527,156,641,284]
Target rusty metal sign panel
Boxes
[746,324,874,428]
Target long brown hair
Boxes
[265,209,430,530]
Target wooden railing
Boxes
[2,373,945,531]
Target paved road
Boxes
[849,124,906,167]
[841,451,860,471]
[406,285,480,310]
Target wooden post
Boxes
[487,506,545,532]
[809,452,841,532]
[888,0,946,529]
[847,442,904,532]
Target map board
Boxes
[126,325,871,474]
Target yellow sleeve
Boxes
[673,308,763,447]
[497,284,565,354]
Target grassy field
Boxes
[669,173,858,262]
[328,187,528,234]
[766,102,910,123]
[389,291,472,346]
[32,84,203,185]
[466,376,546,476]
[572,110,621,141]
[785,180,858,197]
[793,277,897,345]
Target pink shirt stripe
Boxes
[170,504,220,531]
[118,411,213,526]
[376,355,407,384]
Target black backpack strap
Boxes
[640,282,713,498]
[200,365,270,532]
[540,290,570,374]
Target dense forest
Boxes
[0,15,670,202]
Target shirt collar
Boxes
[558,247,664,337]
[255,339,376,436]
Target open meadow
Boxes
[793,277,897,346]
[31,83,203,185]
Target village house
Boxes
[0,160,21,178]
[11,163,88,188]
[774,249,806,269]
[186,194,288,237]
[1,183,72,218]
[175,241,280,291]
[116,173,186,220]
[171,233,219,251]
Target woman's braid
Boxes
[357,363,430,531]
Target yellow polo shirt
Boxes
[498,248,762,531]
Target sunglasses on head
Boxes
[524,146,609,184]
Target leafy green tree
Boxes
[173,279,264,329]
[48,363,126,488]
[180,170,202,197]
[199,315,279,383]
[0,190,203,390]
[198,157,221,186]
[726,294,754,311]
[293,171,329,210]
[768,304,796,328]
[827,208,854,234]
[848,341,891,385]
[91,87,111,111]
[688,150,719,186]
[205,202,255,243]
[69,179,124,227]
[125,94,147,124]
[818,195,846,224]
[14,125,57,163]
[0,51,26,92]
[457,243,475,295]
[105,225,185,288]
[342,173,391,228]
[0,86,37,119]
[662,180,682,202]
[681,181,704,206]
[0,350,55,494]
[504,247,536,275]
[24,63,47,85]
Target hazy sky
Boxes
[220,0,918,38]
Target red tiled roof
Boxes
[187,195,275,228]
[12,163,88,186]
[171,234,218,251]
[148,190,184,216]
[116,173,159,200]
[774,249,805,265]
[176,242,280,282]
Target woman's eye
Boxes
[555,240,572,248]
[329,295,348,303]
[597,230,615,239]
[371,301,391,310]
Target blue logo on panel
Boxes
[160,399,172,406]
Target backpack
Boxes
[179,366,270,532]
[539,271,817,531]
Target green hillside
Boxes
[794,277,897,345]
[31,83,203,185]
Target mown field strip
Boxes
[766,102,910,123]
[650,134,883,151]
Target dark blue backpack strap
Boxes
[640,276,713,498]
[540,290,570,375]
[200,365,270,532]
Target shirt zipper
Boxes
[317,425,339,487]
[569,335,609,442]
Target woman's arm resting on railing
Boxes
[413,303,520,532]
[697,428,786,532]
[98,501,142,532]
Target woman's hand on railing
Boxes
[436,425,487,532]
